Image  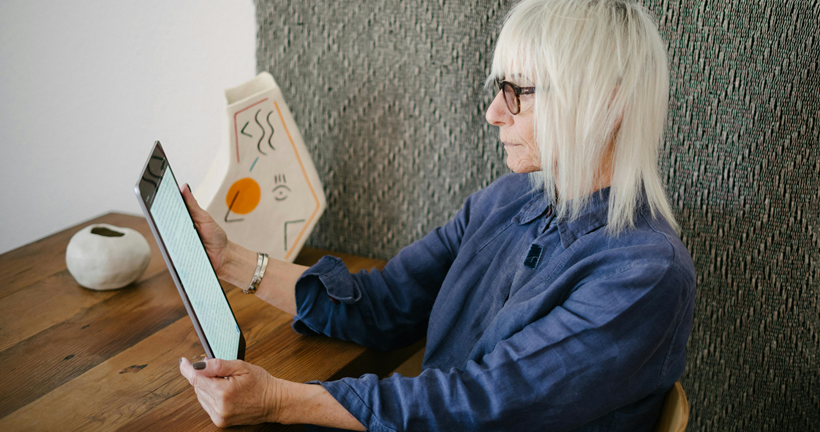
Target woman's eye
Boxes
[272,185,291,201]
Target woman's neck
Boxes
[554,139,615,200]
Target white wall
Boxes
[0,0,257,254]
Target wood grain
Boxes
[0,214,162,300]
[0,213,415,431]
[0,271,186,418]
[0,244,167,352]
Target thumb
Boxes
[180,183,208,218]
[193,358,243,378]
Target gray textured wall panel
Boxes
[256,0,820,430]
[256,0,508,260]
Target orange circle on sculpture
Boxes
[225,177,261,215]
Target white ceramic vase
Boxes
[66,223,151,290]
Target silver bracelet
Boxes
[244,252,268,294]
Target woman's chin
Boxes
[505,158,540,174]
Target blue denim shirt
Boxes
[293,173,696,432]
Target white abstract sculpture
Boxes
[66,224,151,290]
[196,72,326,262]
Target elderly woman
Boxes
[178,0,696,430]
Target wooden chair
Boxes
[655,381,690,432]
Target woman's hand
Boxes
[179,357,366,430]
[180,184,232,275]
[179,357,283,427]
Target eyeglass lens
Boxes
[495,80,520,115]
[502,83,519,115]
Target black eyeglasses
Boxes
[495,78,536,115]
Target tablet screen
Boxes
[145,158,241,360]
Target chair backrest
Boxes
[655,381,689,432]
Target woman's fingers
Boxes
[195,386,215,415]
[181,358,229,390]
[196,387,229,428]
[178,183,230,271]
[179,357,279,426]
[179,357,197,386]
[183,358,234,426]
[180,183,208,221]
[192,358,244,378]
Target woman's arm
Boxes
[180,185,365,428]
[290,206,467,350]
[179,258,693,431]
[310,260,695,431]
[181,183,306,315]
[216,240,305,316]
[182,180,475,351]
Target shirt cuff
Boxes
[318,377,398,432]
[302,381,366,432]
[292,255,362,335]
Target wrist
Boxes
[272,380,302,425]
[274,381,364,430]
[218,242,236,276]
[217,242,256,287]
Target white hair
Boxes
[486,0,678,234]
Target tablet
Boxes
[135,141,246,360]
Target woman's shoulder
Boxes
[584,209,696,288]
[641,212,696,285]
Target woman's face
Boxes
[485,81,540,173]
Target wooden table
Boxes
[0,213,423,431]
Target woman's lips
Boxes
[503,141,520,147]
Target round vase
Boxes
[66,223,151,290]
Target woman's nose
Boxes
[485,90,511,126]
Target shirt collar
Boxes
[512,190,552,225]
[513,187,612,249]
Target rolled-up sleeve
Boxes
[292,194,475,350]
[315,260,695,431]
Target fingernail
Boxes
[179,358,183,364]
[193,361,206,370]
